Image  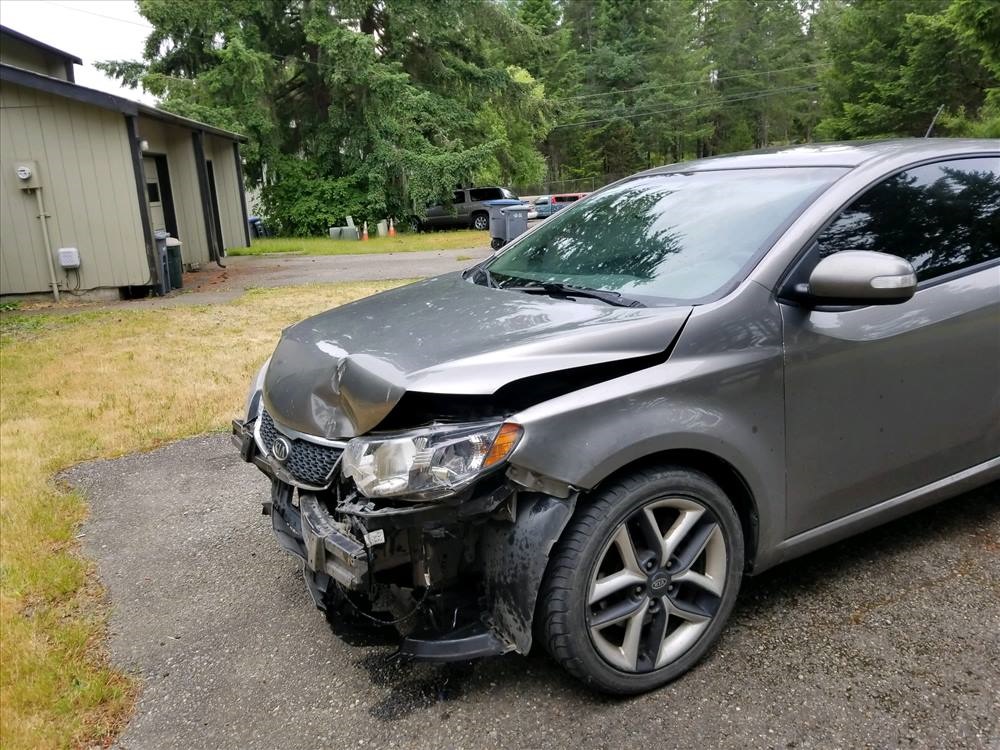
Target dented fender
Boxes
[482,491,578,654]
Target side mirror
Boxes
[799,251,917,306]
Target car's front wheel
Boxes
[539,466,743,694]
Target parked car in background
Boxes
[414,186,518,231]
[235,139,999,695]
[531,192,588,219]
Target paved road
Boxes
[69,436,1000,749]
[11,247,491,314]
[221,247,490,287]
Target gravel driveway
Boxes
[68,436,999,749]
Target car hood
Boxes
[262,273,691,439]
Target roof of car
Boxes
[639,139,998,175]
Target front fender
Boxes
[507,283,787,570]
[481,491,578,654]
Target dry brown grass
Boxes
[0,280,409,749]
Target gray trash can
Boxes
[484,199,529,250]
[165,237,183,290]
[153,230,169,295]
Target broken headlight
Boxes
[341,422,522,500]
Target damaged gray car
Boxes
[234,139,1000,694]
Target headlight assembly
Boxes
[341,421,523,500]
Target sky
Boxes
[0,0,156,104]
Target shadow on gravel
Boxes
[736,482,998,613]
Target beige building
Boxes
[0,25,250,300]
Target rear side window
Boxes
[452,190,465,204]
[469,187,502,201]
[554,195,580,203]
[817,157,1000,282]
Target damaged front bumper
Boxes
[232,417,577,662]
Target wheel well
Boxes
[586,450,759,572]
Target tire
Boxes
[490,238,506,251]
[408,216,422,233]
[539,466,744,695]
[471,212,489,231]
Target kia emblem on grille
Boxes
[271,437,291,462]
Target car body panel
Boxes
[781,262,1000,535]
[509,280,788,568]
[263,273,691,439]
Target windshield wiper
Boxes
[503,282,646,308]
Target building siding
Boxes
[136,116,212,267]
[0,83,148,294]
[0,36,69,80]
[205,134,247,252]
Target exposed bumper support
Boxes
[399,622,513,661]
[237,416,576,663]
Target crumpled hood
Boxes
[263,273,691,438]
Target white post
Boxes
[34,187,60,302]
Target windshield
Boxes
[487,167,845,303]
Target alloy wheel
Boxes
[473,214,489,230]
[586,497,727,673]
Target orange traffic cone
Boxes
[388,218,396,237]
[361,221,369,241]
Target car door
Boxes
[780,156,1000,535]
[452,189,471,226]
[424,190,464,227]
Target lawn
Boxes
[0,279,410,749]
[229,230,487,256]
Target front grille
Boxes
[259,409,343,487]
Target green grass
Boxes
[229,230,487,257]
[0,280,412,749]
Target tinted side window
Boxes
[452,190,465,204]
[817,157,1000,282]
[469,187,501,201]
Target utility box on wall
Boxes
[57,247,81,269]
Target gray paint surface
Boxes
[67,436,1000,749]
[254,139,1000,574]
[264,272,689,437]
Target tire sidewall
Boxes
[552,468,744,694]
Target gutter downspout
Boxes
[124,114,163,294]
[32,188,59,302]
